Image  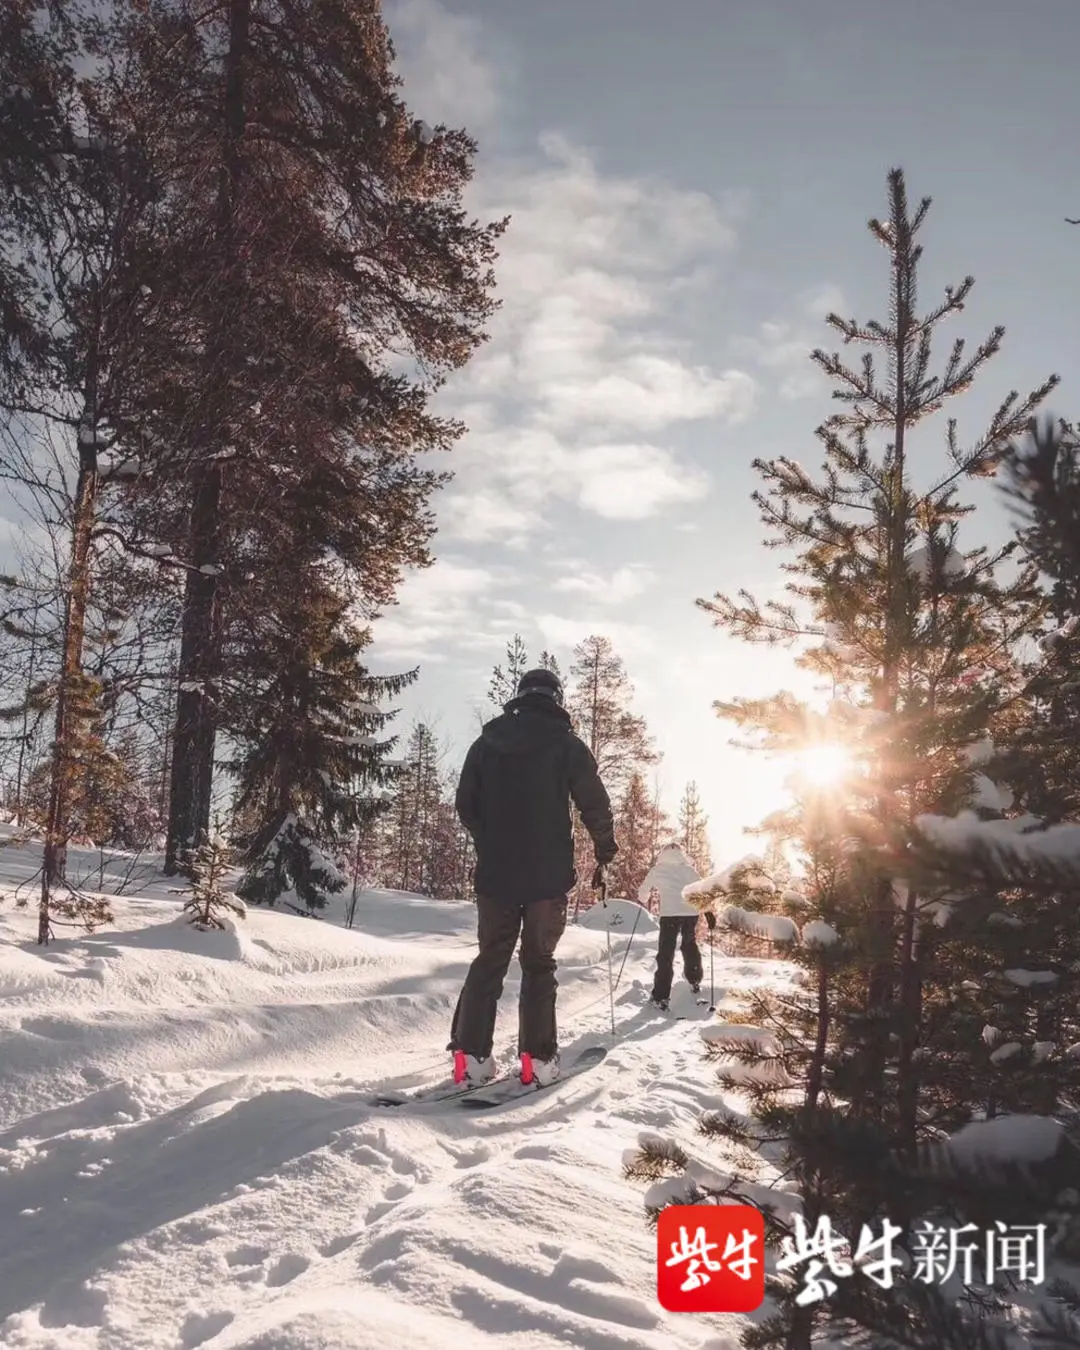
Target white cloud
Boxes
[437,489,541,546]
[371,557,510,661]
[447,427,708,524]
[384,0,502,131]
[554,565,656,604]
[535,612,653,661]
[414,111,756,539]
[574,444,708,518]
[735,283,845,400]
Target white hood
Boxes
[638,845,703,918]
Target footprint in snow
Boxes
[181,1309,234,1348]
[349,1144,390,1166]
[446,1142,491,1168]
[318,1231,360,1258]
[513,1143,556,1162]
[225,1245,270,1268]
[266,1253,311,1287]
[37,1280,108,1330]
[363,1177,414,1226]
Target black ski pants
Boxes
[450,894,568,1062]
[651,915,703,1002]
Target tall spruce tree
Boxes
[121,0,506,874]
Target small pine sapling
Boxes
[184,835,246,930]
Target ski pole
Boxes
[707,911,717,1012]
[709,934,715,1013]
[599,871,615,1039]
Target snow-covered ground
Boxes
[0,829,802,1350]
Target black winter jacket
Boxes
[454,693,617,905]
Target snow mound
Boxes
[801,919,838,947]
[720,905,797,944]
[0,831,809,1349]
[712,1057,795,1088]
[947,1115,1065,1167]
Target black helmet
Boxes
[516,667,564,705]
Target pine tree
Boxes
[683,169,1060,1348]
[677,780,713,874]
[230,568,412,911]
[647,776,672,864]
[538,650,563,681]
[0,1,71,392]
[488,633,530,711]
[612,771,654,900]
[566,635,659,913]
[697,168,1055,1124]
[996,420,1080,821]
[384,722,444,894]
[0,5,171,940]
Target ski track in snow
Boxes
[0,829,801,1350]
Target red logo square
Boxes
[656,1204,765,1313]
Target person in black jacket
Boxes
[449,666,617,1088]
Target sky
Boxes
[3,0,1080,870]
[368,0,1080,865]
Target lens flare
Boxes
[793,743,852,788]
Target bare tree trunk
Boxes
[896,924,922,1155]
[863,198,914,1096]
[805,964,830,1109]
[39,418,98,943]
[165,465,223,872]
[165,0,250,874]
[13,613,38,825]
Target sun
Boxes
[792,743,853,789]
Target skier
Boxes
[639,842,717,1010]
[450,667,618,1088]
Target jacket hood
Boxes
[481,693,572,754]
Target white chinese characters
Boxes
[665,1224,761,1293]
[777,1216,1047,1307]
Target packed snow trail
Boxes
[0,831,803,1350]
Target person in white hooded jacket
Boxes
[637,842,716,1009]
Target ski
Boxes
[370,1071,517,1109]
[369,1044,607,1110]
[456,1044,607,1110]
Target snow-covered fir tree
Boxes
[229,568,411,912]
